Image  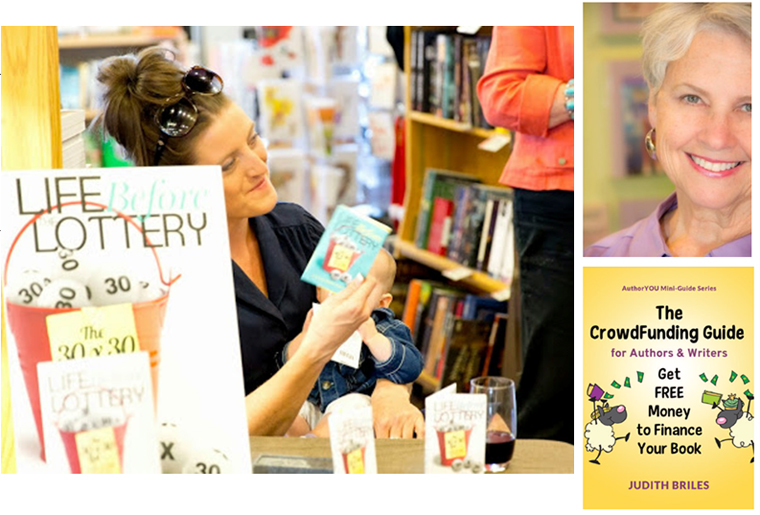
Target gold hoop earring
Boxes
[645,128,656,160]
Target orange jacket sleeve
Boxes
[477,27,566,138]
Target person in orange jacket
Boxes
[478,26,574,444]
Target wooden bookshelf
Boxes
[407,111,503,140]
[2,25,66,474]
[394,239,510,297]
[401,27,518,393]
[399,26,512,291]
[58,33,175,50]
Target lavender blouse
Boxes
[584,193,751,257]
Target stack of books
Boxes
[61,109,86,169]
[401,279,515,392]
[409,29,493,129]
[414,168,514,285]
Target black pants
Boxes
[512,188,574,444]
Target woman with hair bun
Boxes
[96,47,424,438]
[585,3,751,257]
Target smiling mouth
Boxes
[688,154,744,173]
[250,178,267,192]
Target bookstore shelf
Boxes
[58,34,176,50]
[394,239,510,297]
[407,111,497,139]
[401,27,519,393]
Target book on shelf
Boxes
[461,294,508,324]
[475,198,499,272]
[409,29,492,129]
[61,109,87,169]
[487,198,515,283]
[438,318,493,392]
[426,197,454,256]
[419,287,463,372]
[482,313,512,379]
[414,168,481,251]
[402,279,511,388]
[409,280,438,350]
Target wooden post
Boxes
[1,26,62,474]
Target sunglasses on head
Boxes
[153,65,224,166]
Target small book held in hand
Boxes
[301,205,392,292]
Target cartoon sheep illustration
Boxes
[585,400,630,465]
[712,393,754,463]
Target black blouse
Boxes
[233,202,323,394]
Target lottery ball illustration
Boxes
[87,269,142,306]
[158,422,195,474]
[6,269,53,306]
[182,448,230,474]
[37,279,92,309]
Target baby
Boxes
[282,248,423,436]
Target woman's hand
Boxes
[299,275,382,365]
[371,379,425,439]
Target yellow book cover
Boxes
[584,268,753,509]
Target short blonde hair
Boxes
[641,3,751,94]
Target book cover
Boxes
[328,144,359,209]
[2,166,251,473]
[453,35,462,122]
[487,198,513,280]
[300,205,392,293]
[327,78,360,143]
[481,313,508,378]
[421,292,453,376]
[402,279,423,331]
[439,318,492,393]
[412,280,437,350]
[421,31,437,114]
[304,96,338,158]
[584,268,753,509]
[37,353,160,473]
[257,78,304,144]
[367,61,397,110]
[476,198,498,271]
[426,197,453,256]
[446,184,472,264]
[414,169,480,251]
[328,406,377,474]
[267,148,308,205]
[463,185,511,269]
[424,383,486,473]
[367,111,395,161]
[462,294,508,323]
[410,29,419,112]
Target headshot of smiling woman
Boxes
[585,3,751,257]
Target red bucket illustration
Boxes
[323,236,362,282]
[436,426,473,466]
[341,445,367,474]
[56,390,131,474]
[59,422,129,474]
[4,201,178,461]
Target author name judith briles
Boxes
[629,481,709,490]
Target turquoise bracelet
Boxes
[564,79,574,120]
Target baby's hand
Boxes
[357,317,378,342]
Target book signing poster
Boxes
[1,166,251,473]
[583,268,753,509]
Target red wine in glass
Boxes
[486,430,515,466]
